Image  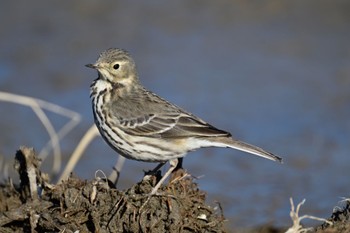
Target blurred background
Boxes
[1,0,349,229]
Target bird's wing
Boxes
[110,92,230,138]
[116,111,230,138]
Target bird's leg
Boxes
[151,162,166,174]
[150,159,178,195]
[174,157,183,171]
[139,159,179,212]
[170,157,184,182]
[143,161,166,181]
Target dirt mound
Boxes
[0,147,226,232]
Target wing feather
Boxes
[109,89,231,138]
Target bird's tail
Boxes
[206,137,283,163]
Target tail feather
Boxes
[207,137,283,163]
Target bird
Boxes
[86,48,282,195]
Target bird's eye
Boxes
[113,64,120,70]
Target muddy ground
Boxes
[0,147,349,233]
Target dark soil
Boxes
[0,147,226,233]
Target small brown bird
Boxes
[87,48,282,195]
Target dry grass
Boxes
[0,91,125,184]
[286,198,332,233]
[0,91,81,177]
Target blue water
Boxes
[1,1,350,229]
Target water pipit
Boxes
[87,48,282,195]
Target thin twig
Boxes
[58,125,99,183]
[108,155,126,186]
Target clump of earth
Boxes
[0,147,226,232]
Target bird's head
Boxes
[86,48,139,88]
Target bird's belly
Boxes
[96,119,185,162]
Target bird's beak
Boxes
[85,63,98,69]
